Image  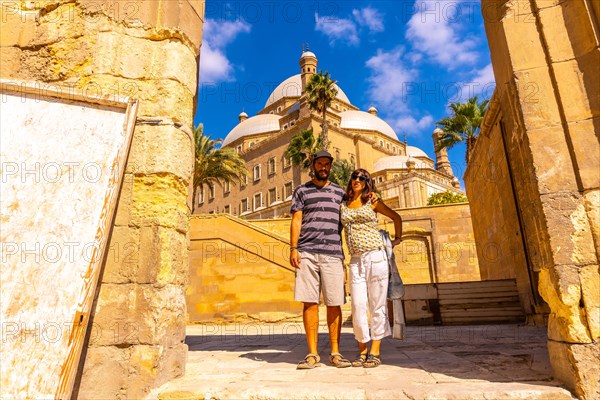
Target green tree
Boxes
[427,190,468,206]
[193,124,248,212]
[329,159,355,187]
[284,127,323,170]
[436,96,490,164]
[305,70,338,149]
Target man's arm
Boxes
[290,210,303,268]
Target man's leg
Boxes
[326,305,342,355]
[303,302,319,356]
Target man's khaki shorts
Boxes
[294,251,346,306]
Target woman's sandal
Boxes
[297,353,320,369]
[363,354,381,368]
[351,353,368,367]
[329,352,352,368]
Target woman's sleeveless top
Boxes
[340,202,384,255]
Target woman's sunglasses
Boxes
[351,173,368,182]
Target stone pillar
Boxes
[432,127,454,176]
[482,1,599,398]
[1,1,204,398]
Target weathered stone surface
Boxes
[513,67,563,131]
[0,5,38,47]
[538,268,591,343]
[76,345,129,399]
[527,126,579,194]
[131,174,189,232]
[138,227,190,287]
[567,117,600,191]
[92,31,198,93]
[537,1,597,63]
[579,265,600,341]
[127,124,194,184]
[540,192,597,266]
[0,47,22,78]
[548,340,600,400]
[583,190,600,259]
[89,284,186,347]
[114,173,134,226]
[553,50,600,122]
[103,226,140,284]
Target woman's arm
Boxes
[373,200,403,247]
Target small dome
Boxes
[239,111,248,118]
[405,146,430,159]
[374,156,431,172]
[300,51,316,59]
[433,127,444,134]
[340,110,397,140]
[367,106,378,115]
[222,114,281,146]
[264,74,350,108]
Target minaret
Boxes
[432,125,454,176]
[238,110,248,123]
[299,43,317,94]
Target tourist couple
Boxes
[289,150,403,369]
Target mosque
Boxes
[194,50,464,218]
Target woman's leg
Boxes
[349,255,370,343]
[366,249,392,342]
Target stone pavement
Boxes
[150,323,575,400]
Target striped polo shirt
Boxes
[290,181,345,259]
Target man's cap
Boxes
[312,150,334,163]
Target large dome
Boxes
[264,74,350,108]
[222,114,281,146]
[374,156,431,172]
[340,110,397,140]
[405,145,430,159]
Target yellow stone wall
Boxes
[1,1,204,398]
[474,1,599,398]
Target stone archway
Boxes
[467,1,599,398]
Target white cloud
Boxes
[315,13,359,46]
[199,19,251,83]
[365,47,433,136]
[352,7,384,32]
[444,63,496,105]
[406,0,479,69]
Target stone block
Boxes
[539,267,592,343]
[102,226,140,284]
[540,192,597,266]
[114,173,134,226]
[567,117,600,191]
[538,1,597,63]
[138,226,189,287]
[513,67,563,131]
[553,50,600,122]
[526,126,579,194]
[32,4,85,47]
[92,31,197,93]
[547,340,600,400]
[130,174,189,232]
[0,47,22,78]
[127,124,194,185]
[0,5,38,47]
[579,265,600,341]
[583,191,600,258]
[89,284,186,347]
[76,345,128,398]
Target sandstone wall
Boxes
[1,1,204,398]
[477,1,599,398]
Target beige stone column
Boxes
[1,1,204,398]
[482,1,599,398]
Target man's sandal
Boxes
[329,352,352,368]
[363,353,381,368]
[352,353,368,367]
[297,353,320,369]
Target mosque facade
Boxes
[194,51,463,217]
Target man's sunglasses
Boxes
[351,173,368,182]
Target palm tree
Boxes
[305,71,338,149]
[192,124,248,212]
[329,159,355,187]
[436,96,489,164]
[285,127,323,170]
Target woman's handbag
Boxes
[380,230,406,340]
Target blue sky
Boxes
[195,1,495,183]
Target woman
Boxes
[340,168,402,368]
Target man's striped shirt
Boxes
[291,181,345,259]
